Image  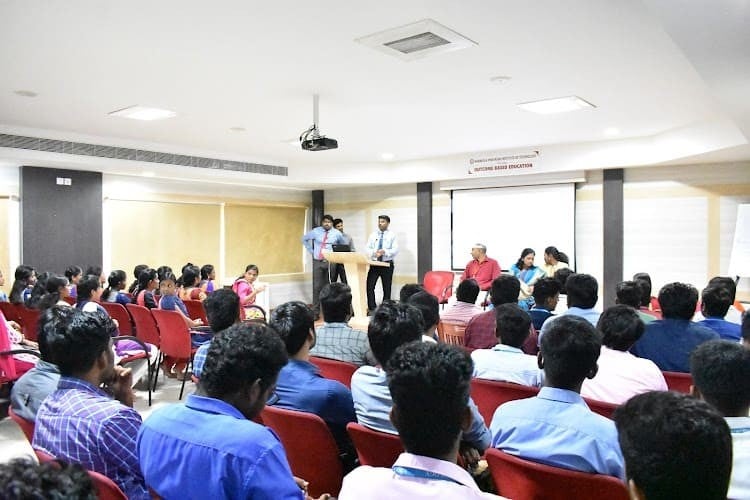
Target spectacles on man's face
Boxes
[266,391,280,406]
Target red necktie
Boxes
[318,231,328,259]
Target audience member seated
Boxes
[127,264,148,295]
[613,391,732,500]
[269,301,357,469]
[490,315,624,479]
[10,307,69,421]
[509,248,545,310]
[9,264,36,305]
[407,291,440,342]
[551,268,574,314]
[311,282,373,365]
[631,282,718,372]
[528,277,560,330]
[690,340,750,499]
[340,342,506,500]
[696,285,742,341]
[189,289,241,378]
[471,304,543,387]
[37,274,72,309]
[398,283,425,303]
[694,276,745,324]
[137,323,323,499]
[1,309,38,377]
[581,305,666,404]
[179,264,207,301]
[102,270,131,305]
[0,458,95,499]
[199,264,217,293]
[440,279,482,325]
[615,280,656,324]
[460,243,502,292]
[26,271,52,310]
[351,302,491,467]
[633,272,660,317]
[158,273,203,328]
[232,264,266,319]
[132,268,159,309]
[540,246,569,280]
[539,273,601,345]
[33,309,149,499]
[743,312,750,346]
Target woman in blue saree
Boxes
[509,248,545,309]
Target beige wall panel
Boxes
[225,205,305,276]
[108,200,221,280]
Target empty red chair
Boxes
[346,422,403,467]
[310,356,358,389]
[423,271,455,306]
[16,306,41,341]
[582,397,619,419]
[486,448,629,500]
[8,406,35,443]
[126,303,162,390]
[183,299,208,324]
[151,309,197,400]
[101,302,134,336]
[262,405,343,498]
[470,378,539,426]
[662,371,692,393]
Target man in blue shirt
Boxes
[490,315,625,479]
[631,282,719,372]
[137,323,314,499]
[301,214,343,313]
[538,273,601,345]
[269,300,357,470]
[697,284,742,341]
[528,277,560,330]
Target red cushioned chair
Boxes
[0,302,20,323]
[423,271,455,307]
[8,406,35,443]
[1,311,41,403]
[310,356,358,389]
[101,302,134,336]
[183,299,208,324]
[151,309,196,400]
[112,334,155,406]
[126,303,162,390]
[16,306,41,342]
[262,405,343,498]
[583,396,619,420]
[34,449,128,500]
[486,448,629,500]
[346,422,403,467]
[470,378,539,426]
[662,371,693,393]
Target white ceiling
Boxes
[0,0,748,188]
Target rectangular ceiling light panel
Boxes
[516,96,596,114]
[356,19,477,61]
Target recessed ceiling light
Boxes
[13,90,38,98]
[517,96,595,114]
[229,126,246,132]
[142,171,156,177]
[604,127,621,137]
[109,105,177,121]
[489,76,512,84]
[381,153,395,160]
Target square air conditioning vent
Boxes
[356,19,477,61]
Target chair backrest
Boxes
[423,271,455,304]
[437,320,467,345]
[8,406,35,443]
[346,422,403,467]
[486,448,629,500]
[662,371,692,393]
[16,306,41,341]
[34,448,57,463]
[262,405,343,498]
[100,302,133,336]
[583,397,619,420]
[151,309,192,359]
[470,378,540,426]
[88,468,128,500]
[183,299,208,324]
[125,303,161,347]
[309,356,358,389]
[0,302,20,322]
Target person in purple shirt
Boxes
[269,301,357,470]
[697,285,742,341]
[33,308,149,499]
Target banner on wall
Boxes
[467,151,539,176]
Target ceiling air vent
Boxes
[356,19,477,61]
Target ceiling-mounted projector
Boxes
[300,94,338,151]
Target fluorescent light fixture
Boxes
[109,105,177,121]
[381,152,395,160]
[517,96,595,114]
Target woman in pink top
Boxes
[232,265,265,320]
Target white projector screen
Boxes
[451,184,576,272]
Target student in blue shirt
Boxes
[697,285,742,341]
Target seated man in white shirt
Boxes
[471,304,543,387]
[581,305,666,405]
[407,291,440,343]
[440,279,482,325]
[340,342,505,500]
[690,340,750,500]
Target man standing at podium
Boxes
[365,215,398,313]
[302,214,343,312]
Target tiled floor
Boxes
[133,371,196,420]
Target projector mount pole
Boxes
[313,94,320,134]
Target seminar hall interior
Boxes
[1,1,750,499]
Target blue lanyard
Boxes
[392,466,463,485]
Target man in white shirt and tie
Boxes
[365,215,398,313]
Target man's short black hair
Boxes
[269,301,314,356]
[658,282,698,320]
[203,289,240,333]
[615,281,641,308]
[378,215,390,223]
[321,214,334,224]
[387,342,472,458]
[494,304,531,348]
[633,278,652,308]
[37,306,77,364]
[532,277,560,307]
[0,458,95,499]
[691,340,750,416]
[456,279,480,304]
[407,291,439,332]
[701,285,732,319]
[553,268,574,294]
[707,276,737,303]
[332,218,343,226]
[614,391,732,500]
[399,283,424,303]
[200,322,287,399]
[367,302,423,366]
[540,315,601,389]
[597,305,645,351]
[320,282,353,323]
[565,273,598,309]
[490,275,521,307]
[43,308,115,377]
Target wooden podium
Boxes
[323,251,390,318]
